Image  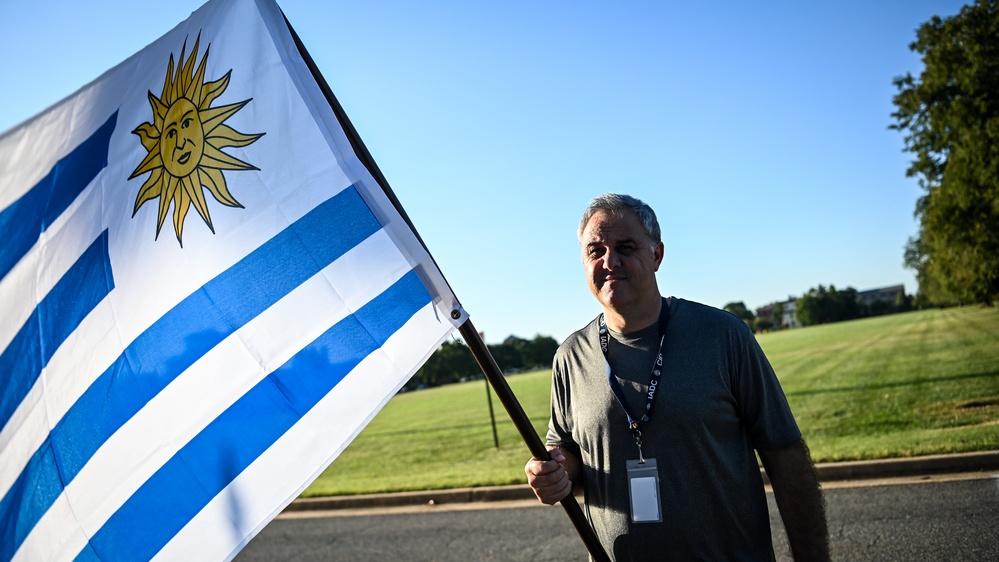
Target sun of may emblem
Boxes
[129,34,264,245]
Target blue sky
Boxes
[0,0,966,344]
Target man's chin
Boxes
[598,290,632,310]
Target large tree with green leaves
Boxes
[892,0,999,305]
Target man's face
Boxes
[580,209,664,314]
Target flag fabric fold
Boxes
[0,0,465,560]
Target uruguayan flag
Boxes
[0,0,465,560]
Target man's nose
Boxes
[603,249,621,270]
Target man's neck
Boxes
[603,296,662,334]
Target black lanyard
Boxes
[598,298,670,460]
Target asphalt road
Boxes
[236,474,998,561]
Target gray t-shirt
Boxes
[547,298,801,561]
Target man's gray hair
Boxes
[578,193,661,247]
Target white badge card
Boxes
[626,458,662,523]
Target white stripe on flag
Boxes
[14,230,413,561]
[0,102,87,211]
[0,179,111,497]
[0,182,103,353]
[0,297,118,501]
[9,494,87,562]
[154,303,450,562]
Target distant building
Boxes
[754,297,799,329]
[856,284,906,307]
[759,284,905,330]
[780,298,799,329]
[755,303,775,324]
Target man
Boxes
[525,194,829,561]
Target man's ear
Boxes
[653,242,664,271]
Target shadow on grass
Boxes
[784,370,998,397]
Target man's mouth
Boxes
[176,151,191,165]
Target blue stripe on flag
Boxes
[0,112,117,282]
[0,186,379,562]
[85,270,431,561]
[0,231,113,430]
[0,438,62,562]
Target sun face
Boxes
[129,34,263,245]
[160,98,205,178]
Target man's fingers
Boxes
[536,465,566,487]
[549,448,566,464]
[532,471,571,505]
[525,451,573,504]
[525,457,560,476]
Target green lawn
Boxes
[760,306,998,461]
[303,306,998,497]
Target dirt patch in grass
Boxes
[922,397,999,428]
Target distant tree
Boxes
[796,287,826,327]
[891,0,999,305]
[522,335,560,369]
[773,301,786,328]
[796,285,864,326]
[410,333,561,388]
[487,341,523,372]
[723,301,756,328]
[869,299,893,317]
[410,339,477,389]
[831,286,862,321]
[896,290,913,312]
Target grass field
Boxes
[303,306,999,497]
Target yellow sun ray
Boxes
[160,55,174,103]
[201,144,259,171]
[208,124,264,149]
[200,72,231,110]
[133,169,164,215]
[171,42,186,104]
[173,179,193,243]
[156,175,179,238]
[200,101,249,134]
[148,91,169,132]
[185,174,214,232]
[128,34,263,245]
[187,44,209,105]
[201,167,242,208]
[129,147,163,180]
[174,39,190,99]
[180,36,200,95]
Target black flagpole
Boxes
[458,320,609,561]
[282,13,609,562]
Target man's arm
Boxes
[759,439,830,562]
[525,445,583,505]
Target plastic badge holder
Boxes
[626,458,662,523]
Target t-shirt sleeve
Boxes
[545,352,580,456]
[733,329,802,451]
